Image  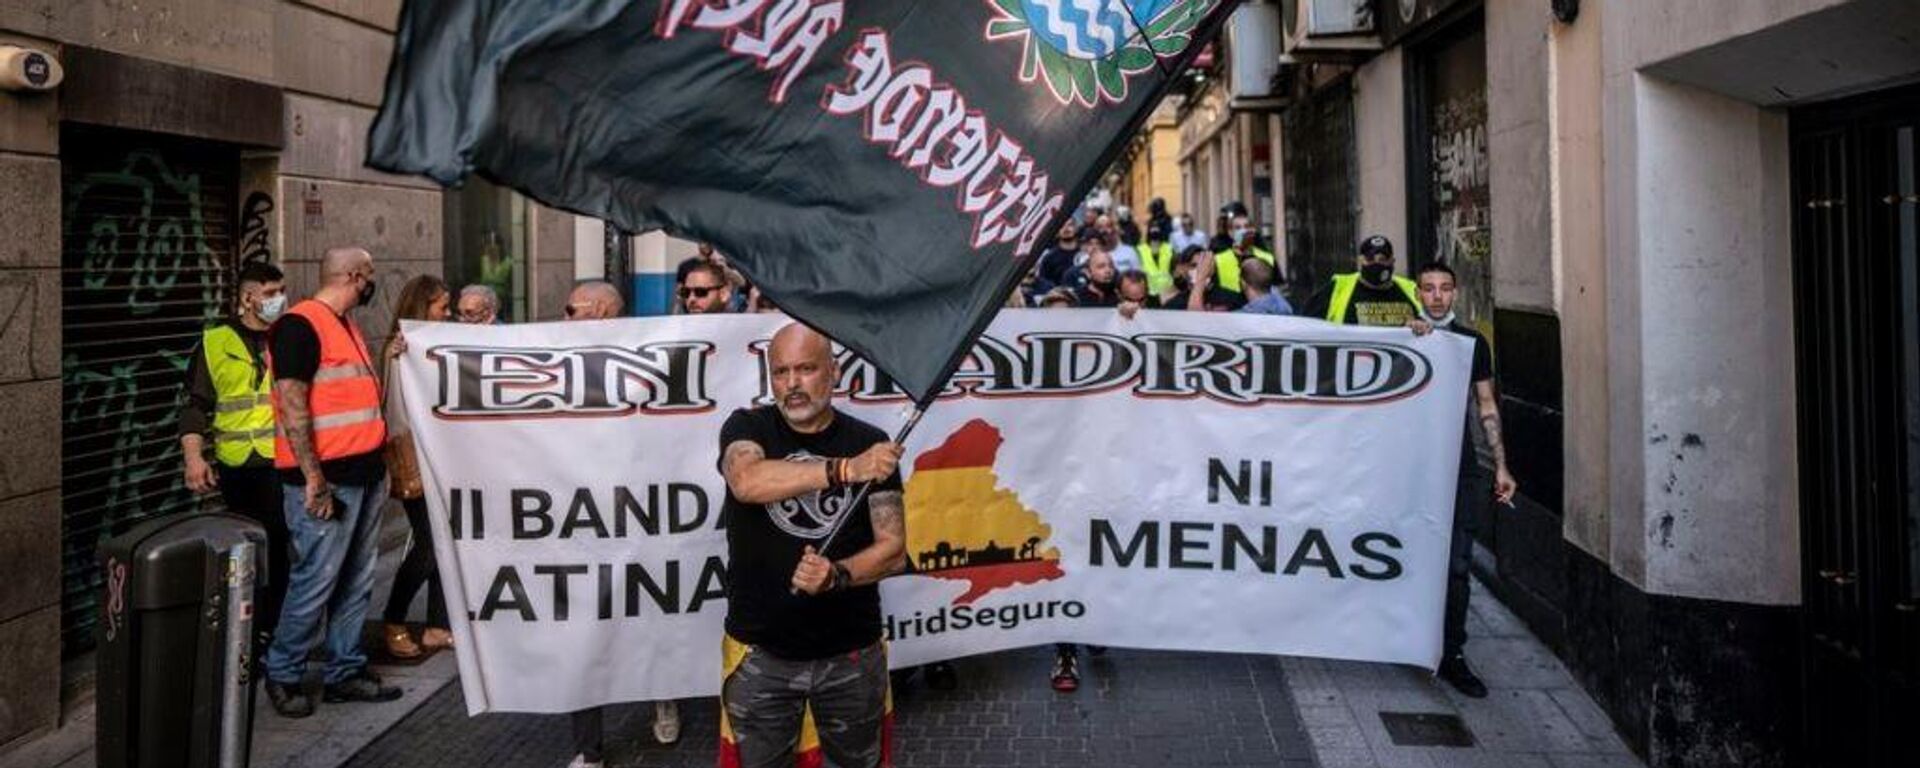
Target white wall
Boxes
[1353,48,1406,257]
[1626,77,1800,604]
[1549,0,1611,561]
[1486,0,1555,312]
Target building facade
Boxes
[1171,0,1919,765]
[0,1,583,750]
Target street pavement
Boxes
[1284,578,1646,768]
[2,565,1644,768]
[341,647,1317,768]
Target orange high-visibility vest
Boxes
[270,300,385,469]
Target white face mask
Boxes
[1424,309,1456,327]
[258,293,288,323]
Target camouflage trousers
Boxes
[721,636,889,768]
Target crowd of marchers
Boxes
[175,190,1519,768]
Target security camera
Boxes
[0,45,63,92]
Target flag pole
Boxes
[793,402,930,595]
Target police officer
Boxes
[1302,235,1421,327]
[178,261,290,649]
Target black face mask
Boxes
[357,278,378,307]
[1359,262,1393,287]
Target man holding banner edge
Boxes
[717,323,907,768]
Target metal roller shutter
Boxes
[59,126,238,657]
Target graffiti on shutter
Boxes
[59,128,236,656]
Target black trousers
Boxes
[383,496,448,627]
[216,464,288,638]
[1444,463,1494,658]
[571,706,604,762]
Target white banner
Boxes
[398,311,1473,714]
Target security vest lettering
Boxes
[1326,273,1421,325]
[1212,247,1276,292]
[203,325,276,466]
[270,300,386,469]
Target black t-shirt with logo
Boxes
[717,405,902,660]
[1302,280,1420,327]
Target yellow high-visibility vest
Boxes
[1326,273,1421,325]
[1212,247,1276,292]
[202,325,276,467]
[1140,241,1176,296]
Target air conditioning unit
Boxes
[1227,3,1282,101]
[1280,0,1380,60]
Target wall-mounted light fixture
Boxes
[0,45,62,92]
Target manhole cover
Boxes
[1379,711,1476,747]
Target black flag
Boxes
[370,0,1238,402]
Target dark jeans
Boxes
[723,639,888,768]
[1444,463,1494,658]
[571,707,604,762]
[382,497,447,627]
[216,464,288,639]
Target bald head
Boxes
[1241,258,1276,293]
[321,247,372,284]
[770,323,831,366]
[768,323,836,428]
[565,280,624,320]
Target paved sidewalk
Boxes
[342,647,1316,768]
[0,510,455,768]
[0,650,456,768]
[1280,578,1645,768]
[6,569,1644,768]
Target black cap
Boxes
[1358,235,1393,258]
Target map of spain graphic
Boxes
[904,419,1065,604]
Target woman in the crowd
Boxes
[380,275,453,658]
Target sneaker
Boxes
[566,754,604,768]
[323,670,404,703]
[653,700,681,744]
[1437,654,1488,699]
[264,680,314,718]
[1050,653,1080,693]
[925,662,959,691]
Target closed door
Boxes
[1791,82,1920,768]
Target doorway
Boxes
[1790,80,1920,768]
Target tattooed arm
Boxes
[274,378,333,518]
[721,439,828,505]
[1474,379,1518,505]
[838,490,906,586]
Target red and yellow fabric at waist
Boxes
[717,634,895,768]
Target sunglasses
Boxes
[679,285,722,300]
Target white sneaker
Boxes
[566,754,603,768]
[653,700,681,744]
